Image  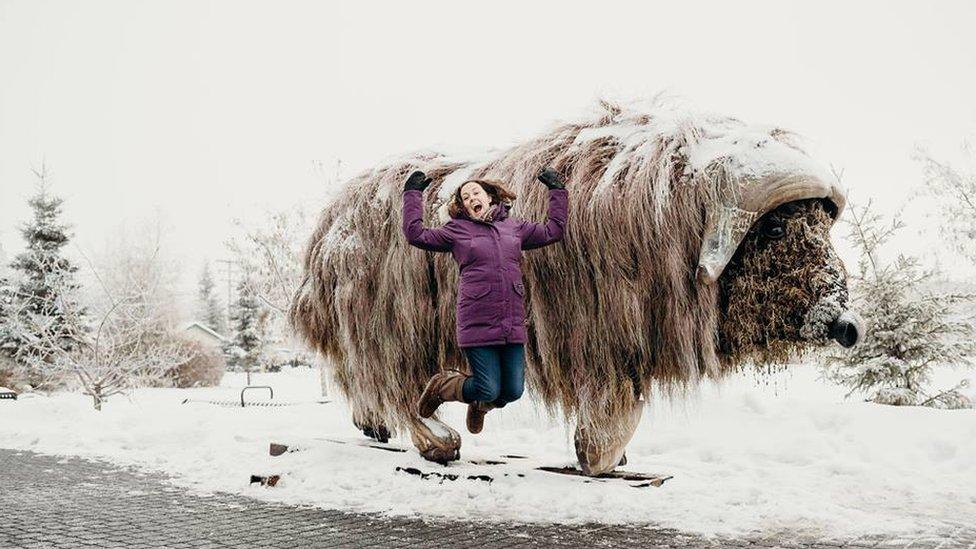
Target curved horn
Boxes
[696,172,846,284]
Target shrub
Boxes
[0,355,14,389]
[824,201,975,408]
[172,340,226,388]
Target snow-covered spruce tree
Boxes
[6,171,87,388]
[0,244,8,358]
[196,261,226,335]
[916,146,976,265]
[0,275,11,348]
[825,200,975,408]
[224,268,266,373]
[0,276,15,387]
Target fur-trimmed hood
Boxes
[449,200,511,223]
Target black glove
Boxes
[537,168,565,190]
[404,170,432,192]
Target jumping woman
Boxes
[401,167,568,434]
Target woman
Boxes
[401,167,568,434]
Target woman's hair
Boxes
[447,179,518,218]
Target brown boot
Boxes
[417,370,468,418]
[465,402,496,434]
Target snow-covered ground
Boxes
[1,363,974,540]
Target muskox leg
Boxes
[408,416,462,464]
[574,399,644,476]
[351,406,395,443]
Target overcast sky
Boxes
[1,0,975,309]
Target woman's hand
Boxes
[404,170,432,192]
[537,168,565,190]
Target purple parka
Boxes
[402,187,569,348]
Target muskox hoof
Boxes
[420,446,461,464]
[575,434,626,476]
[357,423,393,443]
[574,399,644,476]
[352,411,394,443]
[409,417,461,465]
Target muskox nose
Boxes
[829,311,864,348]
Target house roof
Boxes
[183,321,227,342]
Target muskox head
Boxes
[692,150,864,364]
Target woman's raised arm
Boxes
[520,168,568,250]
[401,171,456,253]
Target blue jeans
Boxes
[461,343,525,407]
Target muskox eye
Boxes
[761,222,786,240]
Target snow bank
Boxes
[1,365,973,540]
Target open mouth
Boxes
[473,204,483,214]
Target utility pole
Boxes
[215,258,236,327]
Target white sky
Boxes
[2,0,975,310]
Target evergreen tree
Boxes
[825,201,975,409]
[0,275,12,357]
[197,261,226,335]
[0,247,13,384]
[6,173,87,386]
[0,276,12,388]
[224,269,265,372]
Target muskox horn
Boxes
[696,173,846,284]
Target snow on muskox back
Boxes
[289,100,863,475]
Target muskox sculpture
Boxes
[289,100,863,476]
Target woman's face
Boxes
[460,182,492,220]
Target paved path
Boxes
[0,449,972,548]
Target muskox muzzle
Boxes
[829,311,864,348]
